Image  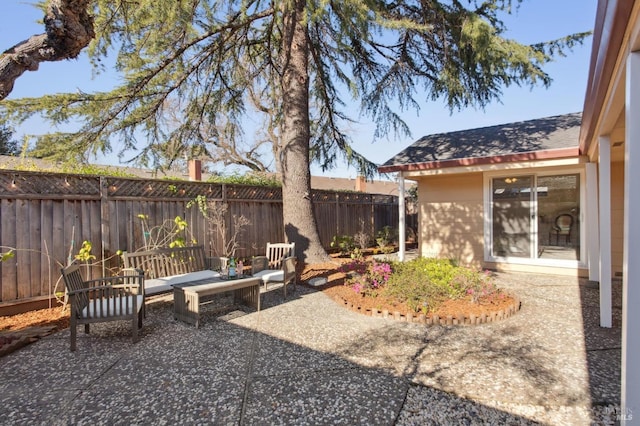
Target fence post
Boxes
[335,192,340,237]
[100,177,110,277]
[370,197,374,238]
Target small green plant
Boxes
[74,240,96,276]
[0,249,15,262]
[375,226,395,251]
[330,235,355,256]
[137,214,196,250]
[74,240,96,263]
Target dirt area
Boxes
[0,306,69,334]
[0,256,515,357]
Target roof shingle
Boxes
[379,112,582,172]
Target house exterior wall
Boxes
[415,165,590,277]
[417,173,485,268]
[611,160,625,277]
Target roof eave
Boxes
[579,0,635,153]
[377,147,580,173]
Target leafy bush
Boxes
[345,257,501,314]
[330,235,356,256]
[206,171,281,187]
[385,258,465,313]
[452,268,501,304]
[375,226,394,248]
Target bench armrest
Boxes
[82,271,144,295]
[251,256,269,274]
[206,256,228,271]
[67,283,141,297]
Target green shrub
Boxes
[206,172,281,187]
[452,268,500,304]
[375,226,395,249]
[383,258,497,314]
[330,235,355,256]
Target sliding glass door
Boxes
[537,174,580,260]
[492,176,533,258]
[491,173,580,261]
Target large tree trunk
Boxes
[280,0,331,264]
[0,0,94,101]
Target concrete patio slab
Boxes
[0,271,622,425]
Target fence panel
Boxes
[0,170,400,306]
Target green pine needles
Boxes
[1,0,589,176]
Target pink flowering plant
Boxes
[454,268,503,304]
[339,257,505,314]
[340,259,392,297]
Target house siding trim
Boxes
[379,147,580,173]
[580,0,636,154]
[622,49,640,418]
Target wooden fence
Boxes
[0,170,406,307]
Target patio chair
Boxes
[264,242,296,269]
[252,255,297,298]
[60,264,144,351]
[251,242,296,293]
[549,213,574,245]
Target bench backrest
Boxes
[122,245,207,279]
[266,242,295,269]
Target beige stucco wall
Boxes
[417,173,484,268]
[415,168,590,277]
[611,161,625,277]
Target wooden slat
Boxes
[16,199,31,299]
[1,199,17,301]
[29,200,42,297]
[40,199,54,297]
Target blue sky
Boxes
[1,1,597,179]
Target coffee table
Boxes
[173,276,261,328]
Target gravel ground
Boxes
[0,271,622,425]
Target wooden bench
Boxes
[61,264,144,351]
[122,245,225,296]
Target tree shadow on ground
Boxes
[578,278,622,407]
[0,289,554,425]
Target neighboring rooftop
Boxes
[379,112,582,173]
[0,156,407,196]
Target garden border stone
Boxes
[331,294,521,326]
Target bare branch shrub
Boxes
[189,195,250,257]
[353,218,371,249]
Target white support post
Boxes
[585,163,600,282]
[622,50,640,419]
[598,137,612,328]
[398,173,406,262]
